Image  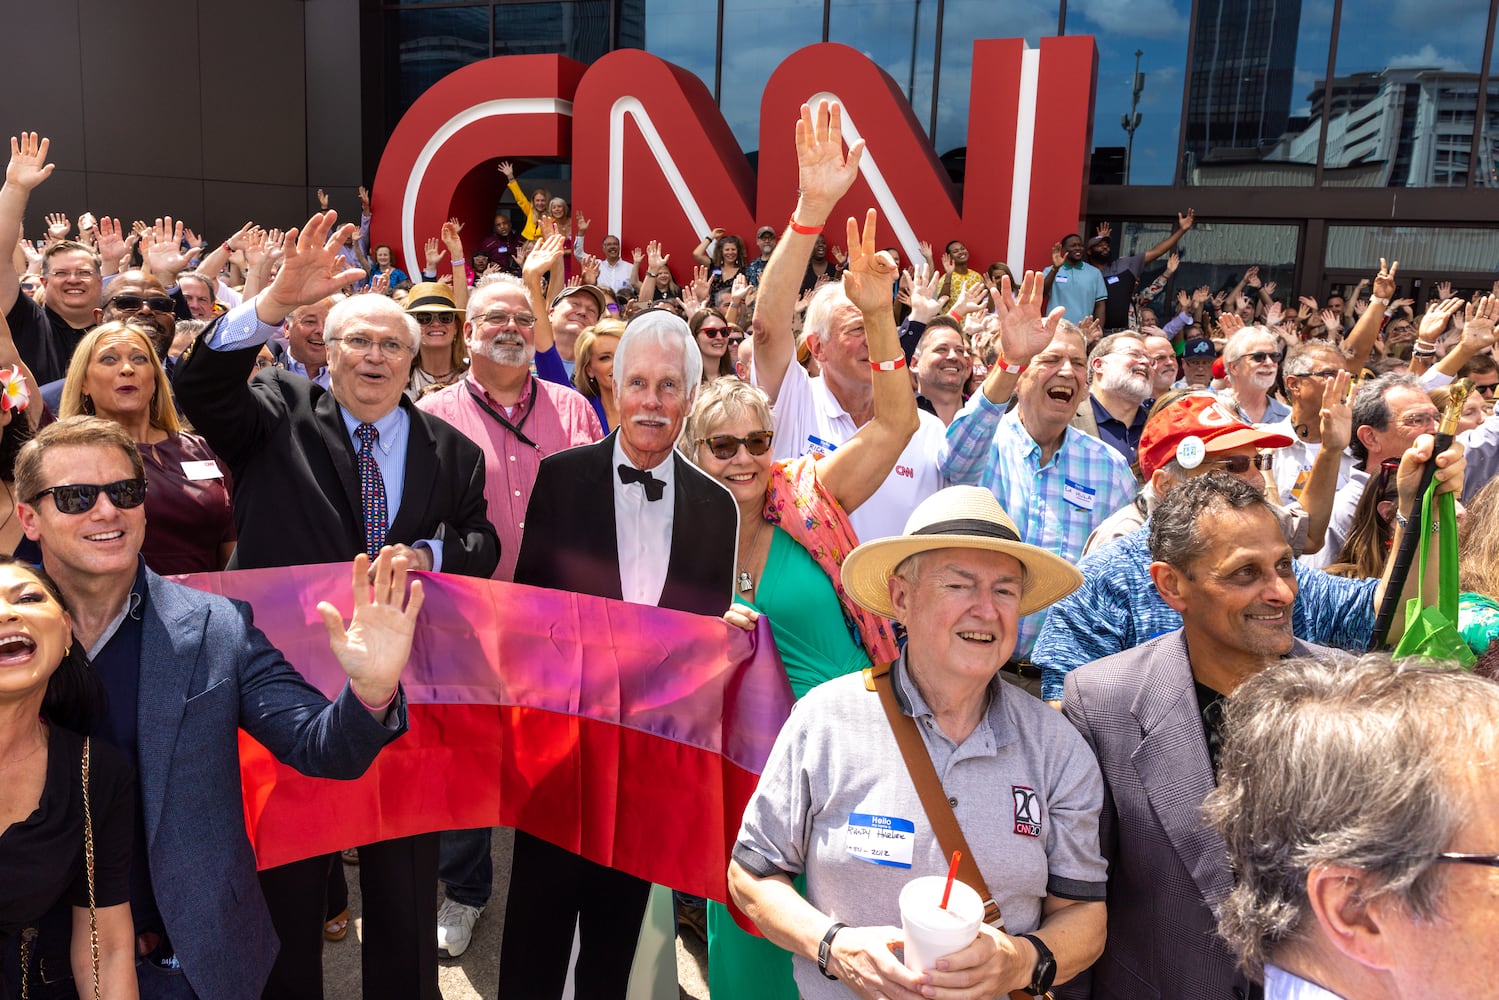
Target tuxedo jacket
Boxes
[173,332,498,576]
[137,569,405,1000]
[515,432,737,617]
[1060,630,1328,1000]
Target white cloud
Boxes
[1385,43,1471,72]
[1070,0,1188,39]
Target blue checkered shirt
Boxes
[1032,523,1379,701]
[941,393,1140,659]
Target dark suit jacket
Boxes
[1059,629,1329,1000]
[173,330,498,576]
[137,568,405,1000]
[514,432,737,617]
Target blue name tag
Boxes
[1062,478,1097,511]
[845,812,915,867]
[1106,274,1120,285]
[806,434,840,458]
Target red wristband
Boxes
[994,355,1027,375]
[354,685,398,713]
[788,216,822,236]
[870,356,907,372]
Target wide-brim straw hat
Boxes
[842,486,1085,620]
[404,282,463,315]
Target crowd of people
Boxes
[1,94,1496,1000]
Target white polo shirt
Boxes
[755,352,946,542]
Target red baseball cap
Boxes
[1137,393,1294,480]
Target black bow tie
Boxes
[618,463,666,501]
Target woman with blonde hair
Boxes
[570,319,623,432]
[59,322,235,572]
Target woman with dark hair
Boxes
[365,244,412,292]
[689,308,736,380]
[0,556,137,999]
[1324,456,1400,580]
[696,232,747,303]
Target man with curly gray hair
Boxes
[1205,654,1499,999]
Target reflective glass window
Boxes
[933,0,1059,157]
[828,0,939,137]
[1109,220,1301,315]
[494,2,610,60]
[1071,0,1190,186]
[641,0,718,96]
[1325,225,1499,275]
[1182,0,1332,187]
[385,7,492,131]
[1322,1,1489,187]
[720,0,825,150]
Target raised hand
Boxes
[690,264,710,300]
[1079,314,1103,342]
[940,251,955,274]
[258,211,366,321]
[794,100,865,220]
[1265,300,1285,327]
[906,263,947,324]
[1218,312,1245,338]
[424,237,445,271]
[1320,309,1343,336]
[730,273,751,304]
[1418,297,1464,344]
[1095,220,1112,240]
[1165,251,1180,274]
[709,227,726,240]
[830,244,848,266]
[631,247,644,265]
[996,271,1065,365]
[1050,242,1065,269]
[497,160,515,182]
[18,237,41,271]
[579,251,601,285]
[1178,208,1196,230]
[680,280,706,317]
[1367,258,1398,302]
[950,280,989,319]
[917,240,933,263]
[1435,280,1453,300]
[576,213,590,234]
[144,217,199,277]
[6,133,54,192]
[317,188,331,210]
[358,185,371,210]
[646,239,668,271]
[1244,265,1261,288]
[364,272,391,297]
[522,233,566,283]
[1297,295,1317,317]
[317,548,425,713]
[1177,289,1191,313]
[794,287,815,316]
[441,218,464,258]
[95,217,127,269]
[243,228,273,272]
[1192,286,1210,307]
[1263,281,1278,298]
[840,209,899,315]
[44,212,70,241]
[1460,295,1499,353]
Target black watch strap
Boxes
[818,921,847,980]
[1018,932,1057,996]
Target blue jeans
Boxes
[136,957,200,1000]
[437,827,493,908]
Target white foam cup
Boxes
[899,874,984,973]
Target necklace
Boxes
[736,518,771,594]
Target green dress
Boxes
[707,526,871,1000]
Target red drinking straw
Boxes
[940,850,962,909]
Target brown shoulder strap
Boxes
[865,663,1004,929]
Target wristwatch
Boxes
[1017,933,1057,996]
[818,921,846,980]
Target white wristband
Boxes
[1370,295,1390,306]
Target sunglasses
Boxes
[698,431,774,460]
[1236,351,1282,365]
[416,311,456,325]
[28,477,147,515]
[1475,382,1497,397]
[1204,453,1274,474]
[109,294,176,314]
[699,326,729,339]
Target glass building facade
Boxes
[370,0,1499,298]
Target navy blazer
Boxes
[1060,630,1329,1000]
[172,327,498,577]
[137,568,405,1000]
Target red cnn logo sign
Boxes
[372,39,1097,281]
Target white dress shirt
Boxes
[612,435,674,606]
[1264,965,1346,1000]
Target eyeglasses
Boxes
[698,431,774,460]
[1203,453,1274,474]
[47,269,97,281]
[108,294,176,314]
[1235,351,1283,365]
[328,335,413,359]
[699,326,729,339]
[1292,368,1343,380]
[474,310,537,330]
[1474,382,1497,398]
[1434,853,1499,869]
[415,311,456,326]
[27,478,147,515]
[254,358,279,370]
[1395,410,1440,430]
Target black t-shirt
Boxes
[5,295,90,387]
[0,726,134,996]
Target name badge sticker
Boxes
[1105,274,1120,285]
[806,434,840,459]
[1054,272,1069,284]
[845,812,915,868]
[1062,478,1096,512]
[181,459,223,481]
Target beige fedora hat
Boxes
[842,486,1084,620]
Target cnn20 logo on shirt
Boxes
[1012,785,1042,838]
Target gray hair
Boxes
[1086,331,1145,383]
[1203,654,1499,979]
[1223,325,1278,365]
[1350,371,1424,467]
[325,293,421,352]
[615,309,703,392]
[679,377,773,462]
[802,281,852,346]
[1282,339,1349,377]
[1149,472,1277,569]
[473,272,525,294]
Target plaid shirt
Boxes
[1032,524,1379,701]
[942,393,1139,658]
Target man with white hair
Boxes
[751,100,946,541]
[1205,655,1499,1000]
[1070,331,1154,467]
[1219,326,1291,426]
[174,210,499,1000]
[496,308,738,998]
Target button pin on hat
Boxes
[1176,435,1206,470]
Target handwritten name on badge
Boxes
[1062,478,1096,511]
[845,812,915,868]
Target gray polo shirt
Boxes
[734,653,1107,998]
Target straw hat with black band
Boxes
[404,281,463,317]
[842,486,1084,621]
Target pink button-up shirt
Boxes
[418,373,603,581]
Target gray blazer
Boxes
[136,568,405,1000]
[1060,629,1327,1000]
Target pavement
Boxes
[321,827,710,999]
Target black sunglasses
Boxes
[1475,382,1497,397]
[1205,453,1274,474]
[109,294,176,314]
[1237,351,1283,365]
[416,311,456,325]
[698,431,774,460]
[28,478,148,515]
